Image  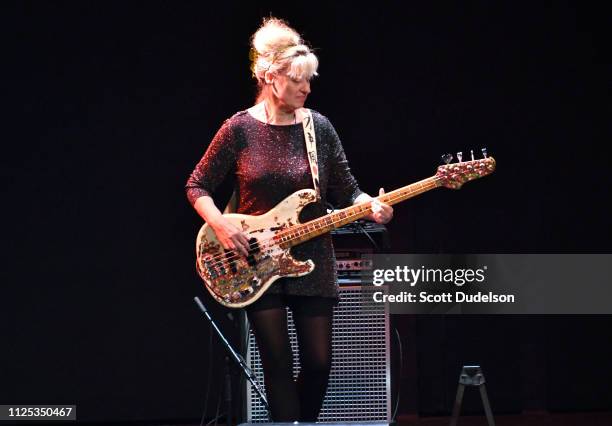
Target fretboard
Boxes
[276,176,439,248]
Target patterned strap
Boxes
[301,108,321,201]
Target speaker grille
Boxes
[245,286,390,422]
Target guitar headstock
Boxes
[435,149,496,189]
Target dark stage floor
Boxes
[146,412,612,426]
[75,412,612,426]
[398,412,612,426]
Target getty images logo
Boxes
[372,265,487,287]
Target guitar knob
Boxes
[457,151,463,162]
[441,153,453,164]
[481,147,488,158]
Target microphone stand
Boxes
[194,296,270,425]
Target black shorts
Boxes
[245,293,338,317]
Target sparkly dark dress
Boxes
[186,110,363,299]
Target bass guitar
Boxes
[196,154,496,308]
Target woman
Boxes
[186,17,393,422]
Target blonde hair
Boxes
[250,18,318,101]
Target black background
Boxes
[2,1,611,423]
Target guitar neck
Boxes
[278,176,439,248]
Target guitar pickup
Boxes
[246,237,261,269]
[204,259,218,279]
[225,250,238,274]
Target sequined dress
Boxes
[186,110,363,299]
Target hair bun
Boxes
[250,17,319,90]
[252,18,301,58]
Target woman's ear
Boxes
[264,70,275,85]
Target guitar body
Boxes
[196,189,318,308]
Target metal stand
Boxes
[194,296,270,425]
[449,365,495,426]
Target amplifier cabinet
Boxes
[244,286,390,423]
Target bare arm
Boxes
[193,195,224,225]
[193,195,250,257]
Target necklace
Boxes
[264,102,296,125]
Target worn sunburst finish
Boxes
[195,157,496,308]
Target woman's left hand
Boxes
[369,188,393,224]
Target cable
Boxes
[205,405,223,426]
[391,326,403,423]
[209,392,222,426]
[354,220,381,252]
[242,310,251,352]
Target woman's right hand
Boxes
[209,216,251,257]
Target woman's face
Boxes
[271,73,311,110]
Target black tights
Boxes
[246,301,333,422]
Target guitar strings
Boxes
[203,178,440,270]
[201,199,374,270]
[201,177,441,272]
[200,157,495,280]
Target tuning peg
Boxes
[441,153,453,164]
[457,151,463,162]
[481,147,488,158]
[470,149,475,161]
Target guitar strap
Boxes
[301,108,321,201]
[224,108,320,213]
